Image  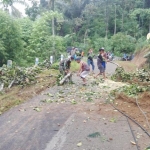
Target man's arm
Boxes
[77,63,82,75]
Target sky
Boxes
[0,0,36,17]
[13,0,32,16]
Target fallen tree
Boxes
[59,73,72,85]
[0,65,42,91]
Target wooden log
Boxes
[8,79,15,88]
[59,73,72,85]
[0,82,4,91]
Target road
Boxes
[0,62,148,150]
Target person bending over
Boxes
[59,56,72,76]
[76,57,90,85]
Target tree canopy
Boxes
[0,0,150,66]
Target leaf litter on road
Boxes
[88,132,101,138]
[41,99,53,103]
[77,142,82,147]
[33,107,41,112]
[71,99,77,104]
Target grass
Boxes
[70,60,80,72]
[0,69,58,114]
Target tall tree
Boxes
[25,1,40,21]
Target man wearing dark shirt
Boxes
[95,49,106,79]
[87,49,95,73]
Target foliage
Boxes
[111,67,150,97]
[135,37,150,52]
[130,8,150,34]
[0,65,42,88]
[145,146,150,150]
[112,84,149,97]
[50,62,59,70]
[70,61,80,72]
[111,33,136,55]
[27,11,65,63]
[0,11,23,66]
[111,67,150,83]
[15,18,33,66]
[1,0,150,66]
[0,41,7,66]
[25,1,40,21]
[92,38,112,53]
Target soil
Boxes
[132,48,149,68]
[113,58,150,131]
[115,61,137,72]
[112,57,150,148]
[114,92,150,132]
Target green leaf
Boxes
[88,132,101,138]
[71,99,77,104]
[33,107,41,112]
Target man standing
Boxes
[95,49,106,79]
[70,47,76,60]
[87,48,95,73]
[100,47,108,70]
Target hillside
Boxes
[132,48,150,68]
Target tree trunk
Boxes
[121,0,127,32]
[51,0,55,36]
[51,0,55,59]
[105,0,108,38]
[149,20,150,33]
[59,73,72,85]
[121,13,124,31]
[84,29,88,47]
[114,4,116,35]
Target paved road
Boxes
[93,59,118,75]
[0,62,148,150]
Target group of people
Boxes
[59,47,109,85]
[68,47,84,60]
[122,53,134,61]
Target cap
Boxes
[75,56,81,61]
[100,47,104,50]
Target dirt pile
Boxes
[115,92,150,131]
[132,48,150,68]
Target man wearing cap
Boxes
[95,48,106,79]
[100,47,108,70]
[75,57,90,85]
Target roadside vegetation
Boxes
[0,60,80,114]
[110,62,150,131]
[0,67,58,114]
